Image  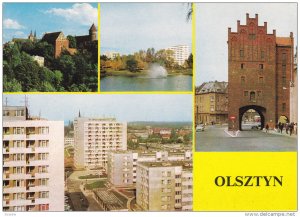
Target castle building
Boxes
[195,81,228,125]
[73,117,127,170]
[41,24,97,58]
[3,106,64,211]
[228,14,294,130]
[75,23,97,48]
[136,161,192,211]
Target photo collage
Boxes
[2,2,298,213]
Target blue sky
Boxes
[196,3,297,85]
[3,3,98,42]
[101,3,192,55]
[3,94,192,124]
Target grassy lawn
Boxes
[84,180,106,190]
[78,174,100,179]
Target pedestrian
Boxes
[265,124,269,133]
[290,122,294,136]
[279,122,283,134]
[295,123,298,135]
[285,123,289,134]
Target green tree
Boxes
[67,35,77,48]
[186,53,193,68]
[3,76,22,92]
[126,59,138,72]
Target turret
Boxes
[89,23,97,41]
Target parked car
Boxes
[196,124,205,132]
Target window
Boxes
[175,191,181,195]
[282,53,287,65]
[259,77,264,84]
[240,49,244,57]
[3,127,9,135]
[16,110,24,117]
[39,204,49,211]
[167,171,171,177]
[282,65,286,76]
[3,110,9,116]
[282,103,286,112]
[13,154,24,161]
[241,76,245,85]
[39,127,49,135]
[13,167,24,174]
[257,91,262,97]
[250,91,256,102]
[175,175,181,179]
[39,192,49,199]
[282,77,287,87]
[39,178,48,186]
[39,140,49,147]
[13,140,24,148]
[175,199,182,204]
[13,180,24,187]
[13,127,25,135]
[210,105,215,112]
[261,51,264,59]
[244,91,248,97]
[38,153,48,160]
[13,193,25,200]
[241,63,244,69]
[210,96,214,102]
[259,64,264,70]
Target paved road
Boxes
[196,125,297,152]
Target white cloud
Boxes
[3,18,24,29]
[14,31,25,36]
[45,3,97,26]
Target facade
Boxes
[107,150,192,186]
[64,137,74,147]
[3,106,64,211]
[290,48,298,123]
[104,51,120,59]
[74,117,127,170]
[32,56,44,67]
[166,45,190,66]
[41,24,96,58]
[75,23,97,48]
[107,151,134,187]
[195,81,228,125]
[136,161,192,211]
[41,31,75,58]
[228,14,294,130]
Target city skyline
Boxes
[195,3,297,85]
[101,3,192,55]
[3,3,98,42]
[3,94,192,124]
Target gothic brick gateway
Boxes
[228,14,294,130]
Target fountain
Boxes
[147,63,168,78]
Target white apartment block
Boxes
[104,51,120,59]
[3,106,64,211]
[74,117,127,170]
[136,161,193,211]
[166,45,190,66]
[64,137,74,147]
[107,150,192,186]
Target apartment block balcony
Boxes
[27,160,48,166]
[3,134,26,140]
[3,186,26,194]
[3,160,26,167]
[182,197,192,202]
[182,189,192,194]
[26,134,49,140]
[27,186,48,192]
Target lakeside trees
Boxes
[3,39,97,92]
[100,48,192,74]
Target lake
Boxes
[100,75,192,92]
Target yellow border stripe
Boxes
[98,3,101,93]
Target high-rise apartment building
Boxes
[136,161,192,211]
[74,117,127,170]
[166,45,190,66]
[107,150,192,187]
[3,106,64,211]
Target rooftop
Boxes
[138,160,192,169]
[196,81,228,94]
[276,37,293,46]
[93,189,128,211]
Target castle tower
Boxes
[227,14,293,130]
[89,23,97,41]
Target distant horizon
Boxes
[3,94,192,124]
